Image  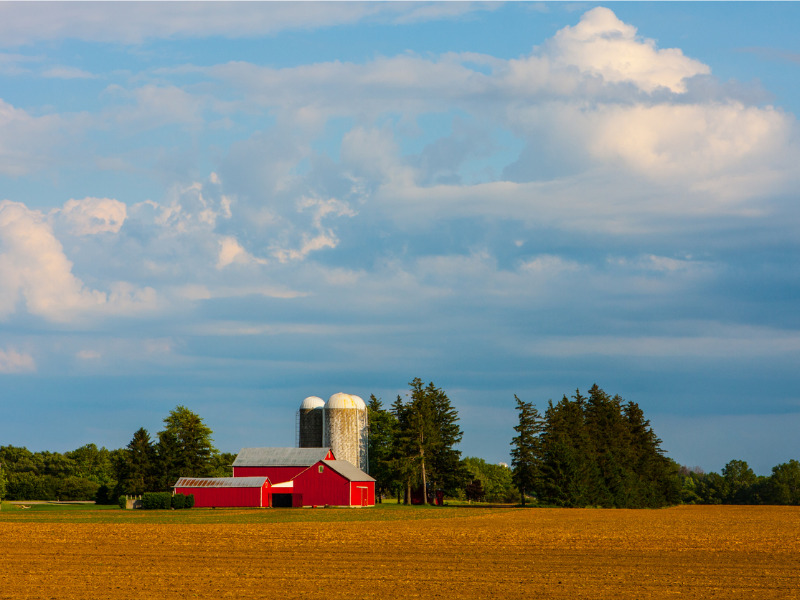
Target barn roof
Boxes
[319,460,375,483]
[233,447,333,467]
[174,476,268,488]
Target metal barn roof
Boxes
[173,476,268,488]
[320,460,375,483]
[233,447,332,467]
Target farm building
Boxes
[233,447,375,508]
[173,476,271,508]
[173,446,375,508]
[293,459,375,507]
[232,447,335,481]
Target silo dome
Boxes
[350,395,366,410]
[300,396,325,410]
[326,392,360,409]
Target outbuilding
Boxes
[173,476,271,508]
[292,460,375,507]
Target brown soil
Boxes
[1,505,798,599]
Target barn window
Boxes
[318,465,324,473]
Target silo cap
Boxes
[300,396,325,410]
[326,393,360,409]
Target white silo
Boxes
[297,396,325,448]
[323,393,368,471]
[350,395,369,473]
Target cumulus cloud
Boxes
[546,7,710,93]
[0,347,35,373]
[0,200,156,322]
[217,236,267,269]
[57,197,127,235]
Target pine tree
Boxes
[116,427,157,495]
[367,394,399,501]
[510,395,542,506]
[391,379,466,504]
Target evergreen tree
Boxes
[155,406,218,490]
[424,381,468,497]
[391,379,466,504]
[115,428,157,495]
[510,395,542,506]
[539,392,595,507]
[537,386,677,508]
[367,395,399,501]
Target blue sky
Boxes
[1,2,799,475]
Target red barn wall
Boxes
[292,462,351,507]
[175,484,269,508]
[232,466,306,482]
[349,481,375,506]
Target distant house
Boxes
[173,446,375,508]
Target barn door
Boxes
[361,487,368,506]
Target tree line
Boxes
[510,385,680,508]
[368,378,470,503]
[3,383,799,507]
[678,459,800,505]
[0,405,232,503]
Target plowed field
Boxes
[1,505,798,599]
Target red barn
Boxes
[292,460,375,507]
[173,447,375,508]
[232,447,335,481]
[173,476,270,508]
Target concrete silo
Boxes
[323,393,369,472]
[297,396,325,448]
[350,395,369,474]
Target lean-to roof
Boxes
[173,476,268,488]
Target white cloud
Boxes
[0,3,490,47]
[271,196,357,263]
[0,347,35,373]
[57,197,127,235]
[77,349,101,360]
[0,99,65,175]
[217,236,267,269]
[546,7,710,93]
[42,66,95,79]
[0,200,156,322]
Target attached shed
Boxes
[292,460,375,507]
[173,476,270,508]
[232,447,335,483]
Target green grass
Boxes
[0,500,516,524]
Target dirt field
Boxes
[1,505,798,599]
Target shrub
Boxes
[184,494,194,509]
[118,495,127,509]
[171,493,186,509]
[141,492,172,510]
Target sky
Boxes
[1,2,799,476]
